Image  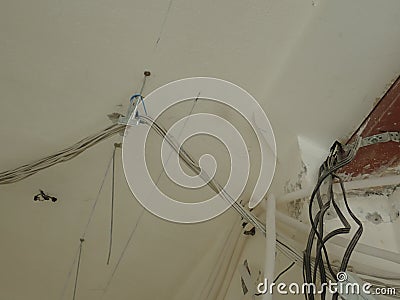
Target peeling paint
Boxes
[366,212,383,224]
[284,162,307,194]
[287,198,305,220]
[389,209,400,223]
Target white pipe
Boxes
[263,194,276,300]
[279,174,400,204]
[276,211,400,265]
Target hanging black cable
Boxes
[72,238,84,300]
[274,262,295,283]
[303,138,362,300]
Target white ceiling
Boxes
[1,0,400,299]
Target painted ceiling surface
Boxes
[1,0,400,299]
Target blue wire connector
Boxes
[118,93,148,126]
[129,93,148,115]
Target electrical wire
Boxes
[59,244,81,300]
[0,113,309,297]
[274,262,295,283]
[303,138,364,300]
[0,124,124,184]
[100,109,299,296]
[136,114,306,274]
[0,111,266,236]
[106,145,117,265]
[102,208,145,295]
[138,115,267,234]
[72,239,84,300]
[59,150,114,300]
[102,97,201,294]
[2,104,394,298]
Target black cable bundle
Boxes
[303,138,363,300]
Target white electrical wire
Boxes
[4,114,395,297]
[0,124,124,184]
[0,114,302,269]
[137,115,307,268]
[0,114,308,282]
[138,115,267,232]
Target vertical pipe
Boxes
[263,194,276,300]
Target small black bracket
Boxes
[33,189,57,202]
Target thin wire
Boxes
[139,115,306,277]
[107,146,117,265]
[274,262,295,283]
[198,216,241,300]
[102,96,200,294]
[155,0,174,47]
[82,152,114,238]
[60,244,81,300]
[19,117,390,299]
[154,95,199,184]
[2,105,299,296]
[140,115,267,233]
[102,208,145,295]
[72,239,84,300]
[4,107,385,296]
[139,75,147,96]
[59,151,114,300]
